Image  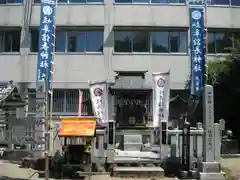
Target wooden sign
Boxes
[58,116,97,137]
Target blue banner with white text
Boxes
[36,0,56,90]
[189,7,205,97]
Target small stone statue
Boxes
[115,140,120,149]
[222,129,233,140]
[143,137,151,148]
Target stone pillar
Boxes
[202,85,214,162]
[106,120,115,163]
[199,85,225,180]
[190,136,194,160]
[196,122,203,160]
[179,135,182,159]
[170,135,178,157]
[214,123,221,162]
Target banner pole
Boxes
[204,0,208,85]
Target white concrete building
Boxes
[0,0,239,119]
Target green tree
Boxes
[208,40,240,140]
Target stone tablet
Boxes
[203,85,214,162]
[124,134,142,151]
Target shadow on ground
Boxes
[0,150,32,164]
[38,172,85,180]
[0,176,32,180]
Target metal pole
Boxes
[45,1,57,179]
[49,0,57,155]
[45,73,50,180]
[204,0,208,84]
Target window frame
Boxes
[34,0,103,4]
[52,89,93,115]
[113,0,240,6]
[0,0,23,4]
[114,0,187,4]
[114,28,188,54]
[168,30,188,53]
[30,27,104,54]
[151,30,170,53]
[65,29,104,53]
[114,30,151,53]
[231,0,240,6]
[207,30,234,54]
[208,0,230,6]
[0,28,21,53]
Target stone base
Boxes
[92,156,106,164]
[198,161,221,173]
[199,172,225,180]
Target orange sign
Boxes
[58,116,97,137]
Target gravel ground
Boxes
[221,157,240,180]
[0,161,175,180]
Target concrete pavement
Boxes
[0,160,175,180]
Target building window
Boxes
[52,89,79,113]
[114,29,187,53]
[66,30,103,52]
[114,30,150,52]
[34,0,103,3]
[208,0,240,5]
[151,0,185,3]
[151,31,169,53]
[0,0,23,3]
[67,31,85,52]
[30,28,104,53]
[55,31,66,52]
[114,0,240,5]
[151,31,187,53]
[230,31,240,48]
[0,30,21,53]
[207,31,232,54]
[132,31,150,52]
[30,29,39,52]
[115,0,186,3]
[169,31,187,53]
[210,0,230,5]
[52,89,93,115]
[231,0,240,6]
[114,31,132,52]
[85,31,103,52]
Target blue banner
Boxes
[36,0,56,90]
[189,7,205,96]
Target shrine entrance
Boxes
[110,71,152,129]
[114,90,151,127]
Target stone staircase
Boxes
[111,133,164,178]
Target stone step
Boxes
[113,166,164,178]
[114,157,161,163]
[199,172,226,180]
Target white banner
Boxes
[152,71,170,127]
[89,81,108,124]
